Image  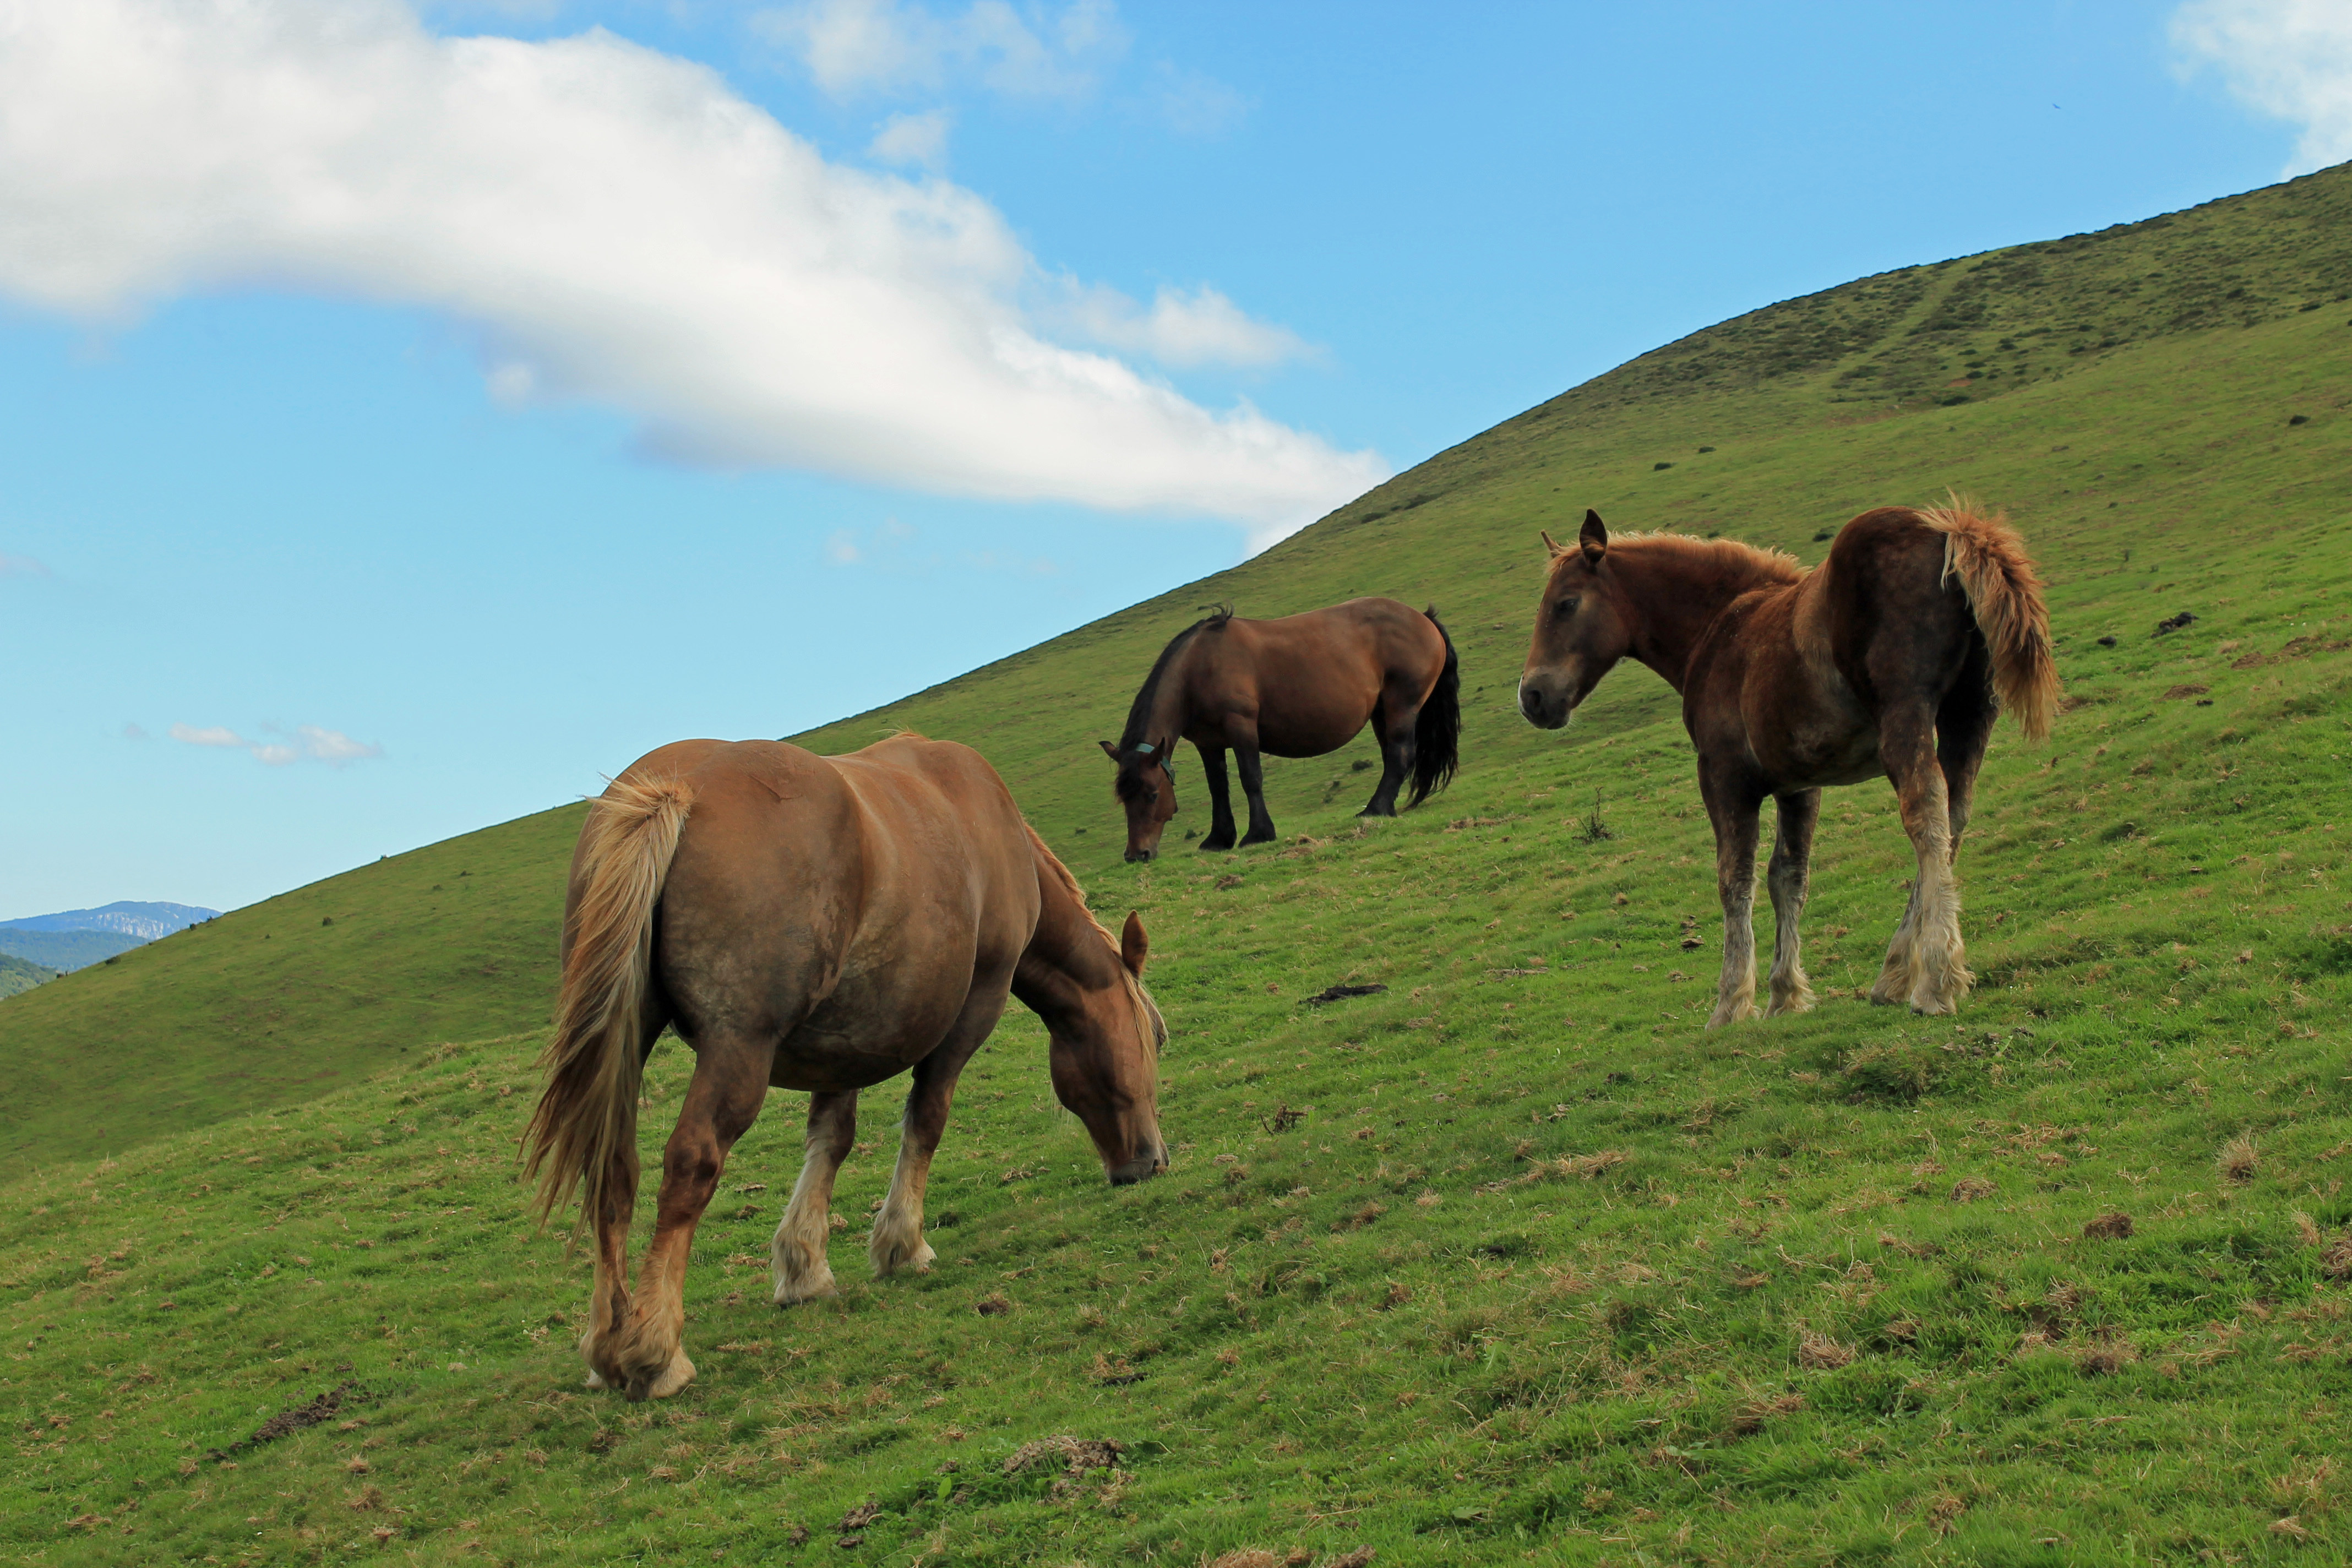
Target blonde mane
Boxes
[1611,529,1806,584]
[1021,821,1162,1043]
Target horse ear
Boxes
[1579,508,1609,564]
[1098,739,1119,760]
[1119,911,1150,976]
[1541,529,1566,558]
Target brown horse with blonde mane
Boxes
[1519,503,2056,1024]
[1102,597,1460,861]
[524,733,1165,1401]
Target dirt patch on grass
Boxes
[205,1381,367,1462]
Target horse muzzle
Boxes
[1517,678,1574,731]
[1106,1141,1167,1185]
[1123,847,1156,864]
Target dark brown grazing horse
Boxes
[1518,504,2056,1024]
[524,734,1165,1401]
[1101,597,1460,861]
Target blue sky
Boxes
[0,0,2341,916]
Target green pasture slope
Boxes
[4,167,2350,1566]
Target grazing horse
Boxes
[524,734,1166,1401]
[1518,504,2056,1024]
[1101,598,1460,862]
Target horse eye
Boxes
[1554,596,1580,617]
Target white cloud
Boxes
[1151,61,1247,138]
[868,108,952,168]
[297,724,386,764]
[122,722,150,741]
[0,1,1384,548]
[2174,0,2352,173]
[758,0,1126,100]
[1054,281,1314,370]
[170,723,249,750]
[0,552,50,576]
[170,721,385,766]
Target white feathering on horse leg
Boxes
[1708,907,1759,1028]
[869,1142,938,1277]
[1871,878,1924,1006]
[1908,857,1972,1015]
[770,1174,839,1304]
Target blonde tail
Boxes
[1921,499,2060,741]
[522,774,694,1232]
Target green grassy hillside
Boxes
[0,806,584,1175]
[3,167,2349,1564]
[0,951,58,999]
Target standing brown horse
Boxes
[1518,504,2055,1024]
[1101,597,1460,861]
[524,733,1165,1401]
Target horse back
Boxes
[1188,597,1444,754]
[1685,510,1985,791]
[648,737,1041,1088]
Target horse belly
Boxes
[1251,683,1376,757]
[772,960,978,1093]
[1743,676,1879,788]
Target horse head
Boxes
[1520,509,1634,730]
[1098,739,1178,862]
[1047,911,1168,1184]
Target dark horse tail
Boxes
[1407,608,1461,807]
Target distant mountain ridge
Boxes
[0,901,219,941]
[0,902,220,976]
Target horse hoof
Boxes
[645,1350,696,1400]
[871,1239,935,1277]
[1197,838,1234,853]
[772,1271,839,1306]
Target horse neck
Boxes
[1013,843,1126,1023]
[1120,640,1197,752]
[1613,541,1787,691]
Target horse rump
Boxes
[1408,607,1461,807]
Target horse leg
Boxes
[1702,779,1763,1028]
[1937,676,1996,862]
[771,1090,857,1305]
[1232,725,1278,846]
[1359,700,1415,819]
[1197,743,1238,852]
[1764,790,1820,1017]
[577,1141,641,1391]
[607,1033,769,1401]
[870,986,1008,1278]
[1880,704,1970,1014]
[1869,878,1925,1005]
